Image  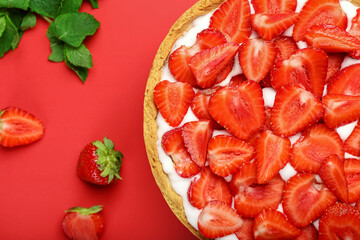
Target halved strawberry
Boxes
[273,36,299,62]
[270,48,328,99]
[305,24,360,52]
[319,155,348,203]
[230,160,285,218]
[327,63,360,96]
[292,0,347,42]
[0,107,45,147]
[229,74,247,88]
[198,201,243,238]
[318,203,360,239]
[190,92,222,130]
[153,80,195,127]
[251,13,299,41]
[344,122,360,157]
[208,81,265,140]
[161,128,201,178]
[253,209,301,240]
[322,94,360,129]
[209,0,251,44]
[207,135,254,177]
[344,158,360,203]
[296,225,318,240]
[235,218,254,240]
[283,173,337,227]
[290,124,344,173]
[239,38,277,82]
[271,85,324,137]
[190,42,239,88]
[251,0,297,14]
[255,131,291,184]
[325,53,346,83]
[187,167,232,209]
[182,120,213,167]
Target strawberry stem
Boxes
[66,205,103,215]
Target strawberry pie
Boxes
[144,0,360,239]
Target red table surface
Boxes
[0,0,199,239]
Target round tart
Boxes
[144,0,360,239]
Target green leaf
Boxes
[0,16,6,37]
[20,12,36,30]
[64,43,93,68]
[66,205,102,215]
[88,0,98,9]
[0,0,30,10]
[46,22,64,62]
[54,12,99,47]
[0,15,20,57]
[29,0,62,19]
[64,56,88,82]
[7,8,27,29]
[58,0,83,15]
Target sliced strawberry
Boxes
[259,73,272,88]
[209,0,251,44]
[282,173,337,227]
[182,120,213,167]
[318,203,360,239]
[305,24,360,52]
[188,167,232,209]
[273,36,299,62]
[292,0,347,42]
[246,107,273,147]
[251,13,299,41]
[239,38,277,82]
[296,225,318,240]
[271,85,324,137]
[325,53,346,83]
[270,48,328,99]
[0,107,45,147]
[208,81,265,140]
[251,0,297,14]
[190,42,239,88]
[344,122,360,157]
[255,131,291,184]
[215,60,235,85]
[195,28,228,49]
[344,158,360,203]
[161,128,201,178]
[253,209,301,240]
[327,63,360,96]
[230,161,285,218]
[290,124,344,173]
[322,94,360,129]
[349,8,360,59]
[319,155,348,203]
[207,135,254,177]
[229,74,247,88]
[153,80,195,127]
[190,92,222,130]
[235,218,254,240]
[198,201,243,238]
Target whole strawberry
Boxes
[62,205,104,240]
[77,137,123,185]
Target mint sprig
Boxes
[0,0,101,83]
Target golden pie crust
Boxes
[143,0,359,239]
[143,0,226,239]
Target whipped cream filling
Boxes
[156,0,360,238]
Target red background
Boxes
[0,0,199,239]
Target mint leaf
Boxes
[46,22,64,62]
[29,0,62,18]
[54,12,99,47]
[64,43,93,68]
[20,12,36,30]
[0,15,19,57]
[58,0,83,15]
[0,0,30,10]
[89,0,98,9]
[65,56,88,82]
[0,16,6,37]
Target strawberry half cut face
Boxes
[209,81,265,140]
